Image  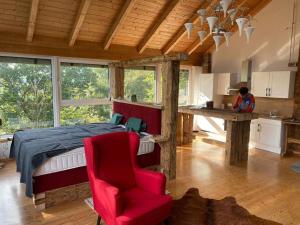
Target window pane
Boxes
[124,68,156,103]
[0,57,53,134]
[61,63,109,100]
[179,69,189,105]
[60,105,112,126]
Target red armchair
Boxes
[84,132,173,225]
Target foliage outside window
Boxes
[60,105,111,126]
[124,67,156,103]
[178,69,189,105]
[60,63,111,125]
[0,57,53,134]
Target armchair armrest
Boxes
[134,168,166,195]
[93,178,124,217]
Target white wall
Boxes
[212,0,300,73]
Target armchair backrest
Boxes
[84,132,139,190]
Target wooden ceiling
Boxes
[0,0,271,63]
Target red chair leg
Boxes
[96,215,101,225]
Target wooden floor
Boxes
[1,140,300,225]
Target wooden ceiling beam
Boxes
[200,0,271,54]
[110,53,188,67]
[0,32,201,65]
[69,0,92,47]
[137,0,181,54]
[104,0,136,50]
[161,0,214,55]
[26,0,40,42]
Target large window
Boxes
[124,67,156,103]
[0,57,53,134]
[60,62,111,125]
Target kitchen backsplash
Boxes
[223,95,295,118]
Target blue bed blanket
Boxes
[9,123,125,197]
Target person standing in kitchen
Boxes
[233,87,255,113]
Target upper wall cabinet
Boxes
[251,71,295,98]
[216,73,238,95]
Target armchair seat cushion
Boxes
[117,187,172,225]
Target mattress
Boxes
[33,133,154,176]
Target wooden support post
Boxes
[160,60,180,180]
[176,113,183,146]
[183,113,190,144]
[188,114,194,143]
[109,66,124,99]
[225,120,251,165]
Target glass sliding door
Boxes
[0,56,53,134]
[60,62,111,125]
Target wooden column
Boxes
[293,45,300,119]
[176,113,194,146]
[225,120,251,165]
[176,113,183,146]
[109,66,124,99]
[160,60,180,180]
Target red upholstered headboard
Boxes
[112,100,162,167]
[112,101,161,135]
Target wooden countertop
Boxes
[283,119,300,125]
[178,107,258,121]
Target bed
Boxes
[10,101,162,210]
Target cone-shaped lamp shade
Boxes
[198,30,207,45]
[228,9,237,25]
[236,17,248,36]
[206,16,218,34]
[220,0,232,17]
[184,22,193,39]
[197,9,206,26]
[224,32,232,47]
[213,35,222,52]
[244,26,255,43]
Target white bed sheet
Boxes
[33,133,155,176]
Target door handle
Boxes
[265,88,268,96]
[268,88,271,96]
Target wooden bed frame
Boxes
[32,100,162,210]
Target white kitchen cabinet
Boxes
[216,73,238,95]
[250,118,283,154]
[251,71,295,98]
[251,72,269,97]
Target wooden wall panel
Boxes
[35,0,79,39]
[0,0,272,56]
[0,0,30,34]
[78,0,123,43]
[112,0,166,46]
[148,0,201,50]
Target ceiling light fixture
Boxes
[184,0,255,51]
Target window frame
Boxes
[180,65,193,105]
[0,52,113,128]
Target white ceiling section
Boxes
[212,0,300,73]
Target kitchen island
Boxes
[177,106,259,165]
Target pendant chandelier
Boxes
[184,0,255,51]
